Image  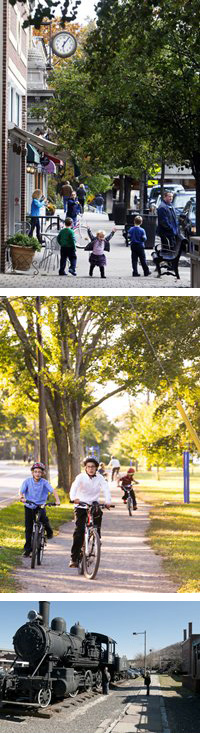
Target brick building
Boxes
[0,1,66,272]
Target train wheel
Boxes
[69,689,78,698]
[83,529,100,580]
[95,670,102,690]
[37,687,51,708]
[84,670,93,692]
[31,526,38,568]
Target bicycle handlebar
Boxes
[77,501,115,509]
[21,500,56,507]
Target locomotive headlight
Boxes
[28,610,40,622]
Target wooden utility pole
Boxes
[35,297,49,478]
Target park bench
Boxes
[151,236,188,279]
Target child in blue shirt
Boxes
[29,189,48,243]
[19,462,60,556]
[128,215,150,277]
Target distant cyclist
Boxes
[119,467,137,509]
[69,456,111,568]
[19,462,60,557]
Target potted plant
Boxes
[6,232,41,271]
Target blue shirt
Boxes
[20,477,53,508]
[31,199,45,217]
[128,225,147,245]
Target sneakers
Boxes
[46,530,53,539]
[69,559,78,568]
[68,267,77,276]
[132,273,140,277]
[23,550,31,557]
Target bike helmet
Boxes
[127,467,135,474]
[83,455,99,468]
[31,462,45,471]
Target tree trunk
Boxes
[124,175,131,209]
[195,168,200,236]
[44,388,70,492]
[68,400,82,482]
[160,159,165,201]
[119,174,124,202]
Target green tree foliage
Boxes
[1,296,200,490]
[9,0,81,29]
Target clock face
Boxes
[51,32,77,58]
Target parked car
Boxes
[149,183,184,205]
[156,190,196,215]
[128,668,140,678]
[179,199,196,237]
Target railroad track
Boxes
[0,679,128,720]
[0,688,103,719]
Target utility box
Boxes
[189,237,200,287]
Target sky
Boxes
[75,0,96,23]
[1,601,200,656]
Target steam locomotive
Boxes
[0,602,129,708]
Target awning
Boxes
[27,143,40,164]
[42,160,56,174]
[8,124,68,162]
[46,153,64,165]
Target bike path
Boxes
[14,487,178,593]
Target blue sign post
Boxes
[183,451,190,503]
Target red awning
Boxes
[46,153,64,165]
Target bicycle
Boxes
[121,485,137,517]
[77,502,115,580]
[25,500,56,569]
[45,214,90,249]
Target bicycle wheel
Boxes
[75,225,90,249]
[127,497,133,516]
[37,528,44,565]
[31,526,39,568]
[77,550,84,575]
[83,529,100,580]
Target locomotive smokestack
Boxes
[39,601,50,627]
[188,622,192,638]
[183,629,187,641]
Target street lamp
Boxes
[133,631,147,675]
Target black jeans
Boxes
[122,488,137,506]
[131,243,150,276]
[160,233,177,250]
[70,507,103,562]
[29,217,42,243]
[24,506,53,553]
[59,247,77,275]
[112,467,119,481]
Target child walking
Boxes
[86,227,116,278]
[128,215,150,277]
[57,217,77,276]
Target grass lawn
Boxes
[0,492,73,593]
[136,467,200,592]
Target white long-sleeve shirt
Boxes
[70,472,111,506]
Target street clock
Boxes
[50,31,77,58]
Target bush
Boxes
[6,232,41,252]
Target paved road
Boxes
[14,484,178,594]
[0,461,57,508]
[1,212,190,288]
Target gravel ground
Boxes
[0,681,138,733]
[14,486,178,594]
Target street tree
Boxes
[9,0,82,29]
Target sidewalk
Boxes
[1,212,190,288]
[97,675,170,733]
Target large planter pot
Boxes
[10,244,35,271]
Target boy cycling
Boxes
[19,462,60,557]
[69,456,111,567]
